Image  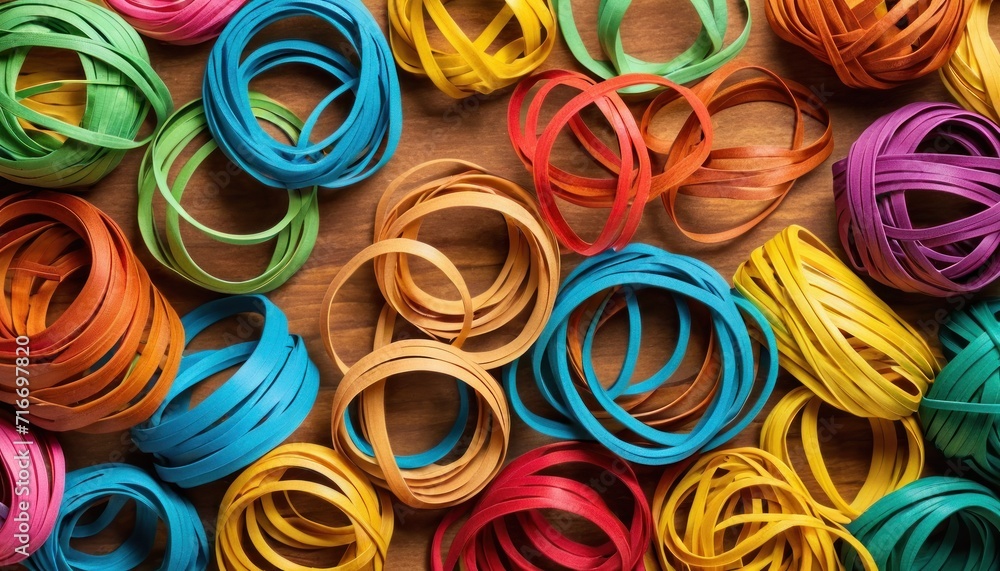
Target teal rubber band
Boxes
[502,242,778,465]
[203,0,402,189]
[24,463,208,571]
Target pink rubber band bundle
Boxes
[102,0,248,45]
[0,414,65,565]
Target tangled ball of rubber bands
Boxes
[102,0,248,45]
[942,0,1000,122]
[652,448,877,570]
[765,0,970,89]
[834,102,1000,296]
[0,192,184,433]
[388,0,557,98]
[734,225,940,420]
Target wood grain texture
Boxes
[10,0,999,568]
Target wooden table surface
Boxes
[20,0,997,568]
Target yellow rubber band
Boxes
[941,0,1000,123]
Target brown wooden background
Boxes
[12,0,999,568]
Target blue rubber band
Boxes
[203,0,402,189]
[502,243,778,465]
[131,294,319,488]
[24,464,208,571]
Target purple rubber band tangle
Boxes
[833,101,1000,297]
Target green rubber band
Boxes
[137,93,319,294]
[554,0,750,95]
[0,0,173,188]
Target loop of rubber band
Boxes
[103,0,249,45]
[942,0,1000,123]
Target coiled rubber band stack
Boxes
[834,102,1000,296]
[132,295,319,488]
[203,0,402,189]
[942,0,1000,122]
[734,225,940,420]
[504,243,778,465]
[102,0,249,45]
[0,0,173,188]
[388,0,557,97]
[216,444,393,570]
[0,192,183,433]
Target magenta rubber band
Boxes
[103,0,248,45]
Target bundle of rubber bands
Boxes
[388,0,557,98]
[503,243,778,465]
[920,299,1000,486]
[942,0,1000,122]
[652,447,877,570]
[137,95,319,294]
[843,476,1000,570]
[216,443,393,571]
[370,159,560,369]
[0,0,173,188]
[761,386,925,523]
[765,0,970,89]
[25,463,208,571]
[834,102,1000,296]
[0,193,184,433]
[641,62,834,242]
[102,0,248,45]
[733,225,940,420]
[0,415,64,566]
[203,0,402,189]
[431,441,651,570]
[131,295,319,489]
[554,0,751,96]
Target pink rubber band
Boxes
[103,0,248,45]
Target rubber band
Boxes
[203,0,402,190]
[761,386,924,524]
[734,225,940,420]
[942,0,1000,123]
[102,0,249,45]
[0,414,64,566]
[640,62,835,242]
[503,243,778,465]
[507,70,713,254]
[843,476,1000,570]
[25,463,207,571]
[765,0,970,89]
[330,339,510,509]
[388,0,556,98]
[920,298,1000,486]
[834,101,1000,296]
[371,159,560,369]
[15,49,87,145]
[0,0,173,188]
[653,447,878,570]
[137,94,320,294]
[0,192,184,433]
[131,295,319,489]
[431,441,651,570]
[555,0,751,96]
[215,443,393,571]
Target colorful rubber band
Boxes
[761,386,925,524]
[25,463,208,571]
[137,94,319,294]
[503,243,778,465]
[920,298,1000,486]
[0,192,184,433]
[131,294,319,489]
[0,415,64,566]
[215,443,394,571]
[734,225,940,420]
[765,0,970,89]
[653,447,878,570]
[0,0,173,188]
[554,0,751,96]
[388,0,557,98]
[103,0,249,45]
[942,0,1000,123]
[844,476,1000,570]
[431,441,652,570]
[834,101,1000,296]
[203,0,402,189]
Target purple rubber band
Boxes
[833,101,1000,296]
